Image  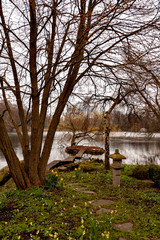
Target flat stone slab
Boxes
[96,208,115,215]
[74,187,86,191]
[57,167,68,172]
[91,199,115,206]
[114,222,133,232]
[82,190,96,195]
[118,238,129,240]
[67,183,79,186]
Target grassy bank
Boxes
[0,162,160,240]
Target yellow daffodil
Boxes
[54,232,58,239]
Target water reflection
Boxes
[0,132,160,169]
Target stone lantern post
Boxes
[108,149,126,186]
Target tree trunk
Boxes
[104,112,111,170]
[0,117,31,189]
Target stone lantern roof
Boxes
[108,149,126,160]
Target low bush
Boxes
[65,163,79,171]
[149,165,160,188]
[79,161,96,172]
[90,158,103,164]
[130,165,150,180]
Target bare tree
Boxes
[120,24,160,127]
[0,0,159,189]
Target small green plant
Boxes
[76,218,86,240]
[45,170,59,189]
[0,193,7,210]
[149,165,160,188]
[89,220,99,240]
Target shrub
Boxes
[122,164,137,176]
[149,165,160,188]
[130,165,150,180]
[79,161,95,172]
[90,158,103,164]
[65,163,80,171]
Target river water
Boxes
[0,131,160,169]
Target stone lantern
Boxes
[108,149,126,186]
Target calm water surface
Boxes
[0,132,160,169]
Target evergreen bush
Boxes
[149,165,160,188]
[131,165,149,180]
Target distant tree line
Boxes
[59,107,160,133]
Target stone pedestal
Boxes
[112,168,122,186]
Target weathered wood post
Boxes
[108,149,126,186]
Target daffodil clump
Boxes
[76,217,86,240]
[45,170,63,189]
[73,167,81,179]
[101,230,110,238]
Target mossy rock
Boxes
[0,165,11,186]
[130,165,150,180]
[0,161,24,186]
[149,165,160,188]
[0,166,10,181]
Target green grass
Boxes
[0,162,160,240]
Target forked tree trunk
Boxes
[0,118,31,190]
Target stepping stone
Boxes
[96,208,115,215]
[91,199,115,206]
[114,222,133,232]
[118,238,129,240]
[82,190,96,195]
[57,167,68,172]
[74,187,86,191]
[67,183,79,186]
